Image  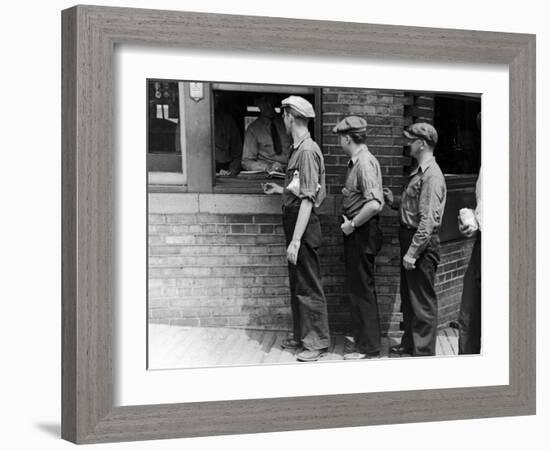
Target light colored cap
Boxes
[280,96,315,119]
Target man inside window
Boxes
[242,94,292,173]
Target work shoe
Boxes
[390,344,413,355]
[296,348,328,362]
[344,337,356,354]
[344,351,380,360]
[281,338,301,350]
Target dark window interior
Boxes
[147,81,180,154]
[434,95,481,174]
[214,90,315,142]
[147,80,182,174]
[214,89,316,193]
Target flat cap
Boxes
[332,116,368,134]
[281,96,315,119]
[403,122,438,146]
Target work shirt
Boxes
[342,146,384,219]
[475,170,482,232]
[214,111,242,172]
[282,132,326,209]
[242,115,292,170]
[399,157,447,259]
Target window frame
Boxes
[211,83,321,194]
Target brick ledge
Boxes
[149,193,338,215]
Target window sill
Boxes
[214,176,269,194]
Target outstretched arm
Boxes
[262,182,284,195]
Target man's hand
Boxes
[218,169,231,177]
[458,216,477,238]
[341,215,355,236]
[287,239,301,265]
[403,254,416,271]
[262,182,283,195]
[268,161,284,173]
[383,187,394,207]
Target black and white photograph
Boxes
[147,80,482,369]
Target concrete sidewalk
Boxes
[148,324,459,370]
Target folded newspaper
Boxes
[238,170,285,179]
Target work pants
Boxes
[398,226,440,356]
[343,219,382,354]
[458,232,482,354]
[283,208,331,351]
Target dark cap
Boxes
[403,122,438,146]
[280,96,316,119]
[332,116,368,134]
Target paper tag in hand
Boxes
[459,208,478,230]
[287,170,300,196]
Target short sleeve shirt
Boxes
[341,146,383,218]
[282,132,326,209]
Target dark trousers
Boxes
[282,209,330,350]
[398,226,440,356]
[343,221,381,354]
[458,232,482,354]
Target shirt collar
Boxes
[410,156,436,176]
[292,131,311,150]
[348,145,369,167]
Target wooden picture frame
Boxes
[61,5,536,444]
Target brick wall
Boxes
[148,209,473,336]
[436,238,475,326]
[149,212,290,329]
[322,88,410,194]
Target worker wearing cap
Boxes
[242,94,292,173]
[385,122,447,357]
[263,95,330,362]
[457,112,482,354]
[333,116,384,360]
